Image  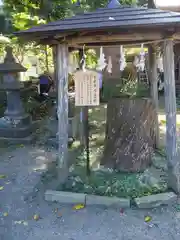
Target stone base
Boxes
[0,125,33,138]
[0,114,33,138]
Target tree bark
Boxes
[148,0,156,8]
[101,97,156,172]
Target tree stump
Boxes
[101,97,156,172]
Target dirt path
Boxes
[1,101,180,239]
[0,146,180,240]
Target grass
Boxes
[57,103,168,199]
[59,151,167,199]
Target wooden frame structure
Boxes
[15,1,180,192]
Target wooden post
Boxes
[148,0,156,8]
[57,43,69,169]
[45,45,49,72]
[52,45,58,103]
[163,40,179,193]
[148,45,159,148]
[78,49,90,175]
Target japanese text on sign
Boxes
[74,70,100,106]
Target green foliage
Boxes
[0,0,149,78]
[85,49,97,69]
[2,0,148,24]
[12,12,46,31]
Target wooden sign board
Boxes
[74,69,100,106]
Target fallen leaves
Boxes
[73,204,85,210]
[3,212,8,217]
[5,181,10,185]
[0,175,6,179]
[18,144,24,148]
[33,214,40,221]
[0,186,4,191]
[144,215,152,222]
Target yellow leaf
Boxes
[144,216,152,222]
[18,144,24,148]
[33,214,40,221]
[0,175,6,179]
[73,204,85,210]
[3,212,8,217]
[0,186,4,190]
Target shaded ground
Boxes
[1,96,180,239]
[1,161,180,240]
[0,145,180,240]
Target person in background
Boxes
[39,72,53,97]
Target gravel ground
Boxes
[1,146,180,240]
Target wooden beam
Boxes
[148,45,159,148]
[64,33,163,45]
[163,40,179,193]
[57,43,69,170]
[72,40,160,48]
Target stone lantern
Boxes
[0,46,32,140]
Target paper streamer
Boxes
[119,45,127,71]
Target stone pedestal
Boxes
[0,46,33,142]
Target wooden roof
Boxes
[14,6,180,46]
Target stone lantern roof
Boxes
[0,46,26,73]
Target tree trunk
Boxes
[101,97,156,172]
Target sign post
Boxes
[74,69,99,175]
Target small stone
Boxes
[135,192,177,209]
[23,221,28,226]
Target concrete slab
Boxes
[45,190,86,204]
[134,192,177,209]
